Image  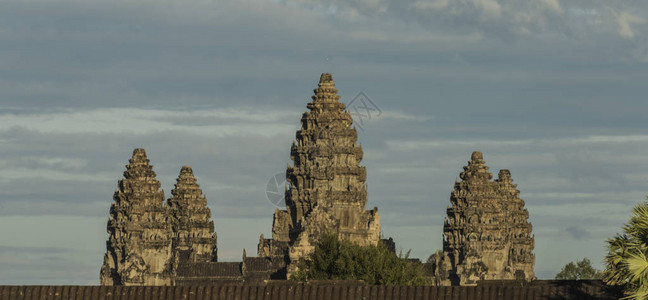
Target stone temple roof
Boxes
[0,282,622,300]
[176,262,241,277]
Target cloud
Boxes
[383,134,648,153]
[410,0,448,10]
[542,0,563,14]
[565,225,592,240]
[0,108,298,136]
[616,11,645,38]
[472,0,502,18]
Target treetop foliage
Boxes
[290,233,430,286]
[554,258,603,280]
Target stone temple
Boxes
[258,73,381,276]
[101,149,277,285]
[428,151,535,285]
[101,149,175,285]
[100,73,382,284]
[100,150,220,285]
[100,74,535,286]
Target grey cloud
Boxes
[1,0,646,114]
[0,245,78,254]
[0,125,294,218]
[0,248,98,285]
[566,225,593,240]
[281,0,648,54]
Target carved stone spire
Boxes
[309,73,342,105]
[435,151,535,285]
[101,148,172,286]
[460,151,493,182]
[167,166,218,263]
[285,73,369,225]
[496,169,535,280]
[258,73,380,276]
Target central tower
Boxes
[259,73,381,275]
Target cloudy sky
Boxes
[1,0,647,284]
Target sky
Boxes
[0,0,647,284]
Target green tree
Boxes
[555,258,603,280]
[290,233,430,285]
[605,201,648,300]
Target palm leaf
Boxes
[626,251,648,286]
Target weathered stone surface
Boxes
[101,148,172,286]
[496,169,535,279]
[431,151,535,285]
[101,151,223,285]
[167,166,218,263]
[258,73,381,276]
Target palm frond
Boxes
[605,201,648,293]
[622,285,648,300]
[626,251,648,287]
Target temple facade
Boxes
[258,73,381,276]
[429,151,535,286]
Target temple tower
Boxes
[259,73,380,275]
[100,148,172,286]
[496,169,535,280]
[167,166,218,263]
[435,151,535,285]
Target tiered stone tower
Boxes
[100,148,172,286]
[258,73,381,275]
[496,169,535,278]
[167,166,218,263]
[431,151,534,285]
